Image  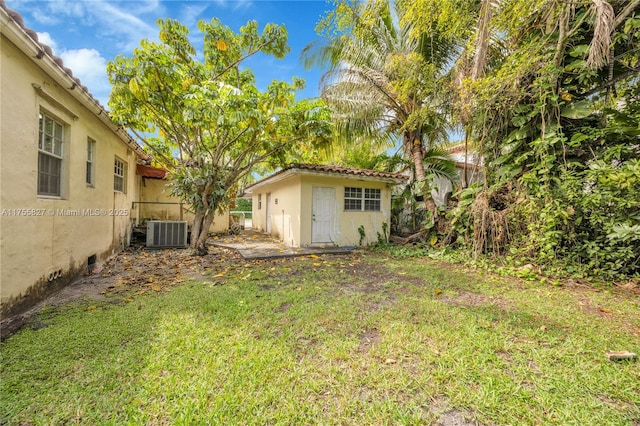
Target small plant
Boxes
[376,222,389,245]
[358,225,366,246]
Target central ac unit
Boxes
[146,221,188,248]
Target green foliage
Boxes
[376,222,389,245]
[108,18,331,253]
[235,198,252,212]
[358,225,366,246]
[306,0,453,208]
[426,0,640,280]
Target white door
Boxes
[266,193,272,233]
[312,187,335,243]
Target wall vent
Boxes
[146,221,188,248]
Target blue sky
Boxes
[6,0,331,107]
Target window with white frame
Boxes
[258,194,262,210]
[114,157,127,193]
[344,187,381,211]
[344,187,362,211]
[86,138,95,186]
[38,112,64,197]
[364,188,381,211]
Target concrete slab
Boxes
[210,231,354,260]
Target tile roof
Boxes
[1,1,100,109]
[287,163,407,180]
[136,164,167,179]
[0,1,148,159]
[246,163,407,191]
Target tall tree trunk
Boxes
[190,210,204,252]
[410,132,426,183]
[472,0,492,79]
[408,132,437,223]
[193,211,215,256]
[462,129,470,189]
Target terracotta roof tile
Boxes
[246,163,407,191]
[1,2,148,160]
[136,164,167,179]
[287,163,406,180]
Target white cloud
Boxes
[36,32,58,54]
[12,0,160,52]
[178,4,210,27]
[233,0,254,12]
[90,1,159,50]
[59,48,111,105]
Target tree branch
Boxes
[614,0,640,29]
[577,66,640,98]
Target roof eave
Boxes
[1,7,148,160]
[245,167,407,194]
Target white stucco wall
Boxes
[251,175,302,247]
[136,177,229,234]
[0,32,140,317]
[250,172,393,248]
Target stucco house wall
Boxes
[0,6,146,320]
[136,177,229,233]
[300,175,392,247]
[251,175,303,247]
[248,164,405,248]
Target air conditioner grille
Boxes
[146,221,188,248]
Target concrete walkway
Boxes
[210,230,354,260]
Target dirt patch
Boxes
[440,291,512,310]
[367,294,397,312]
[438,409,483,426]
[426,396,485,426]
[358,328,380,353]
[276,302,292,313]
[495,350,512,362]
[2,245,242,338]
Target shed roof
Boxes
[245,163,407,193]
[136,164,167,179]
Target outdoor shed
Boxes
[246,164,406,247]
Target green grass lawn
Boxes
[1,250,639,425]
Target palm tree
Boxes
[303,0,456,216]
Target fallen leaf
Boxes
[435,289,442,295]
[540,325,547,332]
[599,308,613,314]
[308,254,320,259]
[213,272,227,278]
[87,305,97,311]
[384,358,397,364]
[606,350,637,361]
[312,263,321,267]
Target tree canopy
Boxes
[402,0,640,278]
[309,0,639,279]
[108,18,332,254]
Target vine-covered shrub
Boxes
[444,4,640,280]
